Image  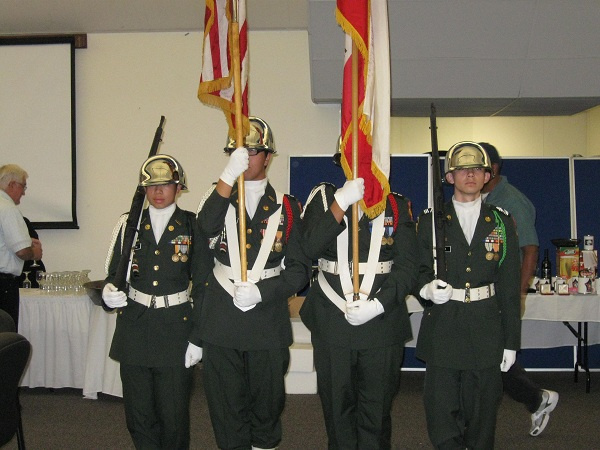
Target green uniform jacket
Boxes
[196,182,310,351]
[300,184,419,349]
[415,201,521,370]
[106,207,210,367]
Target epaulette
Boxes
[389,191,405,199]
[493,205,510,216]
[318,181,336,190]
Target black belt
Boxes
[0,273,17,280]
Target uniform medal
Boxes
[273,231,283,252]
[170,235,191,263]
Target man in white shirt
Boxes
[0,164,43,329]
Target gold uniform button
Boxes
[155,250,160,255]
[183,316,188,321]
[465,282,471,288]
[246,243,251,249]
[154,265,159,271]
[145,224,151,230]
[247,228,252,234]
[466,267,471,273]
[168,225,175,231]
[467,251,472,256]
[153,281,159,286]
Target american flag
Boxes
[198,0,249,139]
[336,0,391,219]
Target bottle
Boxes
[541,249,552,281]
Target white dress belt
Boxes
[214,260,282,281]
[450,283,495,302]
[128,287,189,308]
[318,258,393,276]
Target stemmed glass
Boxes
[36,271,46,292]
[22,271,32,289]
[30,260,40,268]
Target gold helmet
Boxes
[224,116,276,154]
[139,155,187,190]
[444,141,492,174]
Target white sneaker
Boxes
[529,389,559,436]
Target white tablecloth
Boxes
[18,289,123,398]
[18,289,92,389]
[82,305,122,399]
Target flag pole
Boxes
[231,0,247,281]
[351,40,360,298]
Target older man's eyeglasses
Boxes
[14,181,27,191]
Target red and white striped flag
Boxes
[336,0,391,219]
[198,0,249,139]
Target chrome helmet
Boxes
[224,116,276,154]
[139,155,187,190]
[444,141,492,174]
[332,135,342,166]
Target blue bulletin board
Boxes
[290,155,574,268]
[574,157,600,242]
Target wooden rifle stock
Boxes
[113,116,166,292]
[430,104,446,281]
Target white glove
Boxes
[334,178,365,211]
[233,281,262,311]
[500,349,517,372]
[220,147,249,186]
[345,298,384,326]
[102,283,128,308]
[420,280,453,305]
[185,342,203,368]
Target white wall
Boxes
[35,31,340,281]
[26,30,600,281]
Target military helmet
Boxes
[139,155,187,190]
[332,135,342,166]
[224,116,276,154]
[444,141,492,174]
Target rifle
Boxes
[112,116,166,292]
[429,104,446,281]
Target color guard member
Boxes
[195,117,310,450]
[416,142,521,449]
[103,155,209,449]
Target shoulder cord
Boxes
[387,193,399,232]
[492,210,507,267]
[104,213,128,275]
[301,184,328,219]
[283,195,293,242]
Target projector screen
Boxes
[0,35,78,229]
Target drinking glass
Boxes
[36,271,46,292]
[22,271,32,289]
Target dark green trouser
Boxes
[424,365,502,450]
[120,363,194,450]
[202,343,290,450]
[313,341,404,450]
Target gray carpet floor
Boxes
[3,368,599,449]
